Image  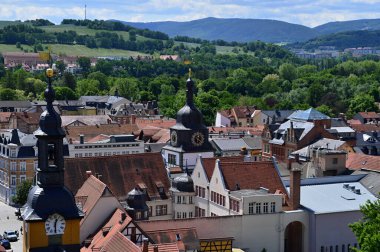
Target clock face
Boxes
[191,132,205,147]
[45,213,66,236]
[171,131,178,146]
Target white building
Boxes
[68,134,144,158]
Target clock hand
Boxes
[54,219,58,233]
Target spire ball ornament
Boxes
[46,68,54,78]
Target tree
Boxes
[348,94,378,118]
[0,88,17,100]
[349,199,380,251]
[76,79,100,96]
[54,86,78,100]
[62,72,77,90]
[55,60,66,74]
[12,179,33,206]
[77,57,91,75]
[279,63,297,81]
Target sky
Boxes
[1,0,380,27]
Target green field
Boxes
[45,44,148,57]
[0,44,33,53]
[40,24,150,42]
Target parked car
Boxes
[0,239,11,250]
[2,231,17,242]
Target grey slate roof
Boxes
[0,100,31,108]
[211,138,251,151]
[269,120,314,145]
[261,110,294,122]
[352,170,380,198]
[291,138,347,158]
[287,108,330,121]
[242,136,262,149]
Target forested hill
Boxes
[121,17,318,43]
[290,30,380,50]
[314,18,380,35]
[120,17,380,43]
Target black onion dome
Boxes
[173,174,194,192]
[175,77,206,129]
[22,186,82,221]
[126,188,149,211]
[35,78,65,137]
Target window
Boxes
[229,199,240,212]
[149,206,152,217]
[182,196,186,204]
[189,196,193,204]
[177,212,181,219]
[156,205,167,216]
[20,162,26,172]
[11,175,16,186]
[270,202,276,213]
[182,212,187,219]
[263,202,269,213]
[189,212,193,218]
[10,162,16,171]
[333,158,338,165]
[20,176,26,183]
[135,211,141,220]
[168,154,176,165]
[177,196,181,204]
[249,202,254,214]
[256,203,261,214]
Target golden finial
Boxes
[46,68,54,78]
[189,68,192,78]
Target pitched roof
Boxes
[201,156,244,180]
[346,153,380,172]
[211,138,251,151]
[232,106,256,119]
[208,126,264,136]
[261,110,295,122]
[75,175,108,223]
[81,209,135,252]
[65,153,170,201]
[291,138,347,158]
[287,108,330,121]
[218,160,287,194]
[145,228,199,251]
[101,232,141,252]
[0,100,31,107]
[350,124,380,132]
[64,124,139,142]
[357,112,380,119]
[136,118,176,129]
[12,112,41,125]
[147,243,179,252]
[61,115,112,127]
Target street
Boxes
[0,201,23,252]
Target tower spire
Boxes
[186,69,194,106]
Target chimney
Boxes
[288,155,301,210]
[79,134,84,144]
[142,238,149,252]
[86,170,92,178]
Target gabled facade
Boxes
[75,173,124,243]
[191,156,289,217]
[262,108,336,161]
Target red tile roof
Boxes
[0,112,11,123]
[350,124,380,132]
[81,209,136,252]
[64,124,139,142]
[346,153,380,172]
[145,228,199,251]
[357,112,380,119]
[75,175,109,224]
[209,126,264,135]
[136,118,176,129]
[232,106,256,119]
[12,112,41,125]
[65,153,170,201]
[201,156,248,180]
[147,243,179,252]
[218,160,287,194]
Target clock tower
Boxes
[162,71,214,172]
[22,69,83,252]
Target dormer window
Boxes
[155,181,164,194]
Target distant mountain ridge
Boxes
[118,17,380,43]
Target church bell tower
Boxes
[22,69,83,252]
[162,70,214,172]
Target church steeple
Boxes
[186,69,195,106]
[22,68,83,252]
